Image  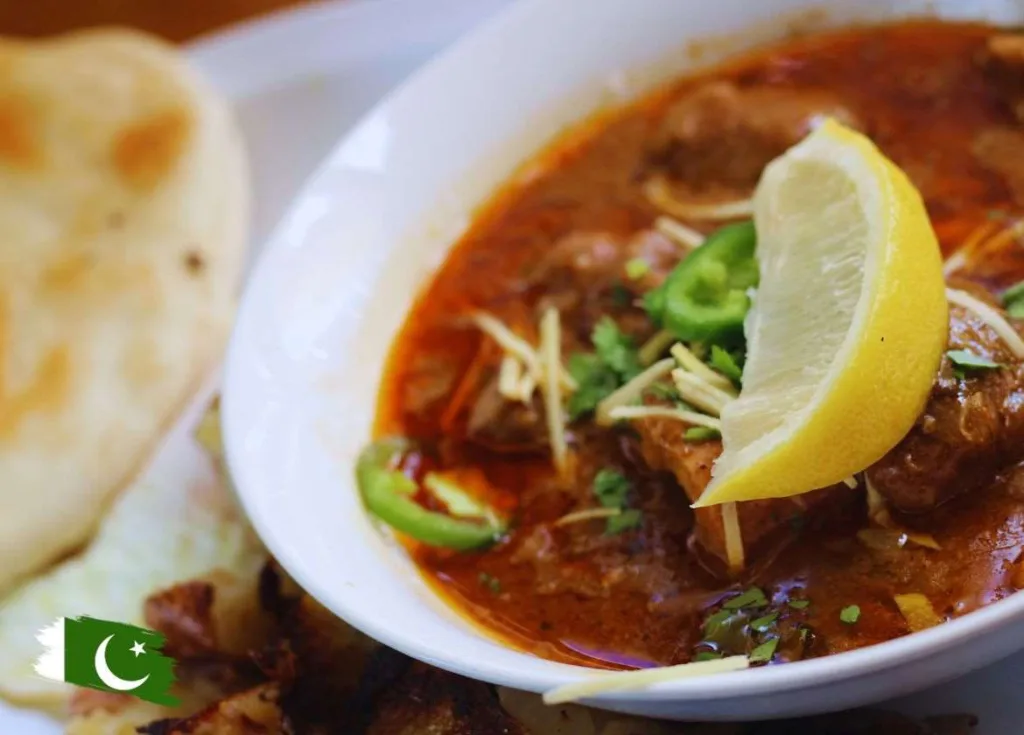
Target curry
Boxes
[366,21,1024,672]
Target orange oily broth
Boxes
[375,22,1024,668]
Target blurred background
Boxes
[0,0,318,41]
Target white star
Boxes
[130,641,146,657]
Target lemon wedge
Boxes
[695,119,947,507]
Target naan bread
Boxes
[0,29,248,591]
[0,400,266,709]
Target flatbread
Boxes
[0,29,248,592]
[0,400,266,708]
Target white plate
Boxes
[0,1,509,731]
[221,0,1024,728]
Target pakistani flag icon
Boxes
[34,616,179,705]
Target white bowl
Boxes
[223,0,1024,720]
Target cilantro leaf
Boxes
[605,508,642,535]
[723,587,768,610]
[839,604,861,624]
[593,469,630,509]
[702,609,733,637]
[566,353,620,420]
[709,345,743,383]
[749,613,778,632]
[684,426,721,441]
[592,317,641,380]
[947,349,1001,377]
[693,651,723,662]
[749,637,779,664]
[1003,280,1024,318]
[787,599,810,610]
[564,319,645,420]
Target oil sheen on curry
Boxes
[363,21,1024,671]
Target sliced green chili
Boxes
[644,221,758,342]
[356,438,504,551]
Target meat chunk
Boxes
[466,373,548,454]
[528,228,681,341]
[650,81,862,196]
[973,127,1024,206]
[867,302,1024,513]
[531,229,680,294]
[982,34,1024,123]
[635,412,847,568]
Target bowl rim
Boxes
[222,0,1024,704]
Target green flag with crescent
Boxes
[35,616,178,706]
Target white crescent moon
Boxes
[94,635,150,691]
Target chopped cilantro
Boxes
[947,349,1001,379]
[479,573,501,594]
[787,599,810,610]
[799,627,810,644]
[593,469,630,509]
[605,508,642,535]
[749,613,778,632]
[723,587,768,610]
[592,317,641,380]
[694,651,724,662]
[839,604,861,625]
[1003,280,1024,319]
[592,468,640,535]
[709,345,743,383]
[749,637,779,664]
[564,319,643,420]
[625,258,650,280]
[566,353,620,420]
[684,426,721,442]
[702,609,733,636]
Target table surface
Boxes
[0,0,319,41]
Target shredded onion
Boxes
[857,528,941,552]
[543,656,749,705]
[654,215,705,250]
[472,311,577,391]
[671,369,734,416]
[606,405,721,430]
[644,176,754,221]
[946,288,1024,358]
[539,307,569,473]
[516,372,536,403]
[670,343,736,393]
[553,507,622,527]
[595,358,676,426]
[638,329,677,366]
[864,475,895,528]
[721,502,745,572]
[497,355,523,401]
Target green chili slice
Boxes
[645,221,758,342]
[356,438,504,551]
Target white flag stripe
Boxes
[34,617,66,683]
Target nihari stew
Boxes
[361,21,1024,673]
